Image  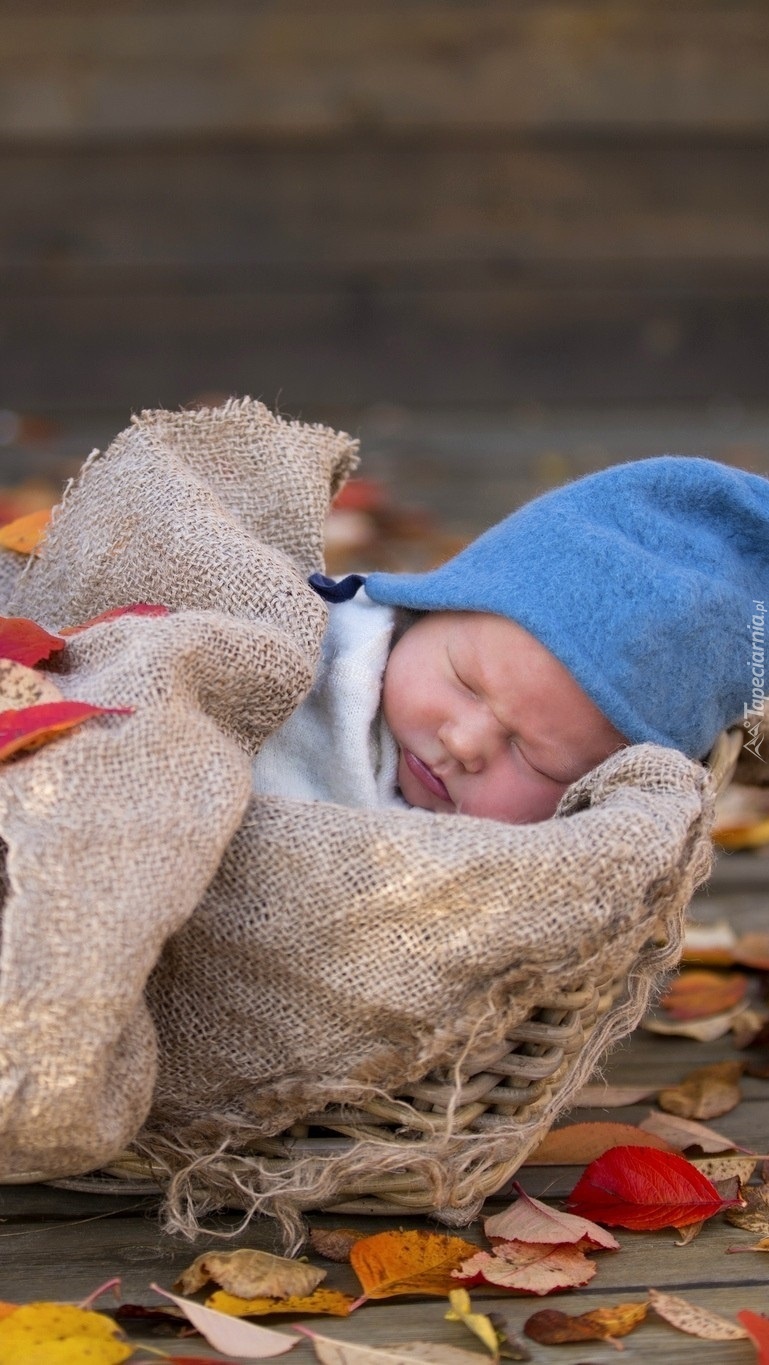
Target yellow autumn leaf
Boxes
[445,1289,501,1357]
[208,1287,354,1317]
[0,508,51,556]
[0,1302,131,1364]
[350,1230,479,1303]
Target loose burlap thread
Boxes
[0,399,717,1243]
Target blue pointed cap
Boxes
[366,457,769,759]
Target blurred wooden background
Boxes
[3,0,769,417]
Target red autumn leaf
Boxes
[59,604,170,636]
[566,1145,744,1231]
[0,701,133,762]
[738,1309,769,1364]
[0,615,65,667]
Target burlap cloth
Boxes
[0,400,719,1242]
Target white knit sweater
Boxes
[251,588,407,809]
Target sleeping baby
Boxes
[252,455,769,823]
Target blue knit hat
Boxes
[364,457,769,760]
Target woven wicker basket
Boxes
[42,729,743,1217]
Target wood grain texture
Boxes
[1,2,769,137]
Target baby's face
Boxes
[382,610,626,824]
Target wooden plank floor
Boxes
[1,851,767,1362]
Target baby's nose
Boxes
[439,716,488,772]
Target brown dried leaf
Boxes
[725,1182,769,1235]
[486,1314,532,1361]
[484,1184,618,1249]
[648,1287,748,1339]
[658,1060,744,1120]
[297,1329,489,1364]
[455,1241,597,1295]
[727,1236,769,1253]
[735,933,769,972]
[730,1007,769,1049]
[0,659,62,711]
[174,1247,324,1300]
[524,1301,648,1344]
[309,1228,364,1263]
[674,1220,704,1246]
[638,1110,741,1152]
[523,1120,676,1165]
[688,1155,758,1185]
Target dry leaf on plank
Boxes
[309,1229,365,1263]
[454,1241,597,1295]
[524,1301,648,1344]
[175,1247,324,1300]
[349,1230,478,1305]
[734,934,769,972]
[638,1110,744,1153]
[644,1008,747,1042]
[725,1182,769,1235]
[484,1182,618,1249]
[151,1284,299,1357]
[296,1327,492,1364]
[208,1289,353,1318]
[728,1237,769,1253]
[523,1120,675,1165]
[688,1154,758,1184]
[660,970,749,1021]
[648,1288,748,1339]
[444,1289,501,1357]
[566,1145,743,1231]
[658,1060,744,1120]
[674,1220,705,1246]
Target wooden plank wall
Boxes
[3,1,769,411]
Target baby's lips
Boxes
[403,748,452,803]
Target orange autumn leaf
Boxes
[524,1301,648,1344]
[60,604,170,636]
[0,507,51,556]
[349,1230,478,1304]
[524,1121,677,1165]
[660,969,749,1021]
[0,700,133,762]
[0,1303,18,1321]
[714,818,769,852]
[207,1288,353,1318]
[0,615,66,667]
